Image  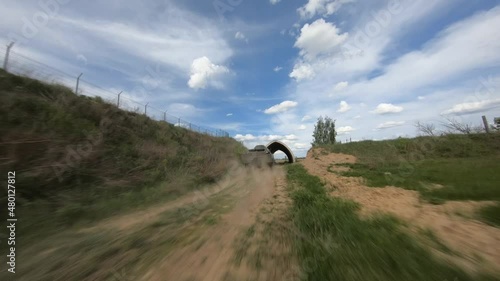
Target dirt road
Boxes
[140,166,297,281]
[6,165,297,281]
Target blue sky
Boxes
[1,0,500,157]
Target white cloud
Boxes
[274,66,283,72]
[289,63,315,81]
[0,2,237,107]
[226,113,233,117]
[298,0,354,19]
[260,135,282,141]
[270,0,282,5]
[52,9,233,72]
[351,6,500,102]
[235,31,248,42]
[441,98,500,115]
[294,19,348,60]
[166,103,204,119]
[234,134,257,141]
[418,96,426,100]
[264,101,299,114]
[76,54,87,65]
[372,103,404,114]
[187,56,229,90]
[376,121,406,130]
[294,143,309,149]
[333,81,349,92]
[302,115,313,122]
[337,101,352,113]
[337,126,355,135]
[298,124,307,130]
[353,115,362,119]
[234,133,297,143]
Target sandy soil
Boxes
[226,167,301,281]
[141,166,297,281]
[302,148,500,275]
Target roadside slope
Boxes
[303,147,500,276]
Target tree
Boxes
[441,117,483,135]
[312,116,337,146]
[414,121,436,136]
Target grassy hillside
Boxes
[323,134,500,225]
[0,69,246,238]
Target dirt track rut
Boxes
[141,166,297,281]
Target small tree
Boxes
[415,121,436,136]
[312,116,337,146]
[441,117,484,135]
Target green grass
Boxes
[286,164,497,281]
[328,134,500,160]
[322,135,500,204]
[336,156,500,202]
[203,214,219,225]
[418,228,458,255]
[478,204,500,227]
[245,224,256,237]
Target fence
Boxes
[0,44,230,138]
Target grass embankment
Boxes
[0,69,246,239]
[324,134,500,224]
[286,164,497,281]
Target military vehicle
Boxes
[241,145,275,168]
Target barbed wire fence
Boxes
[0,43,230,138]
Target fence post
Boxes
[75,73,83,95]
[482,115,490,134]
[117,91,122,108]
[3,42,15,71]
[144,103,149,115]
[178,118,180,127]
[163,110,167,122]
